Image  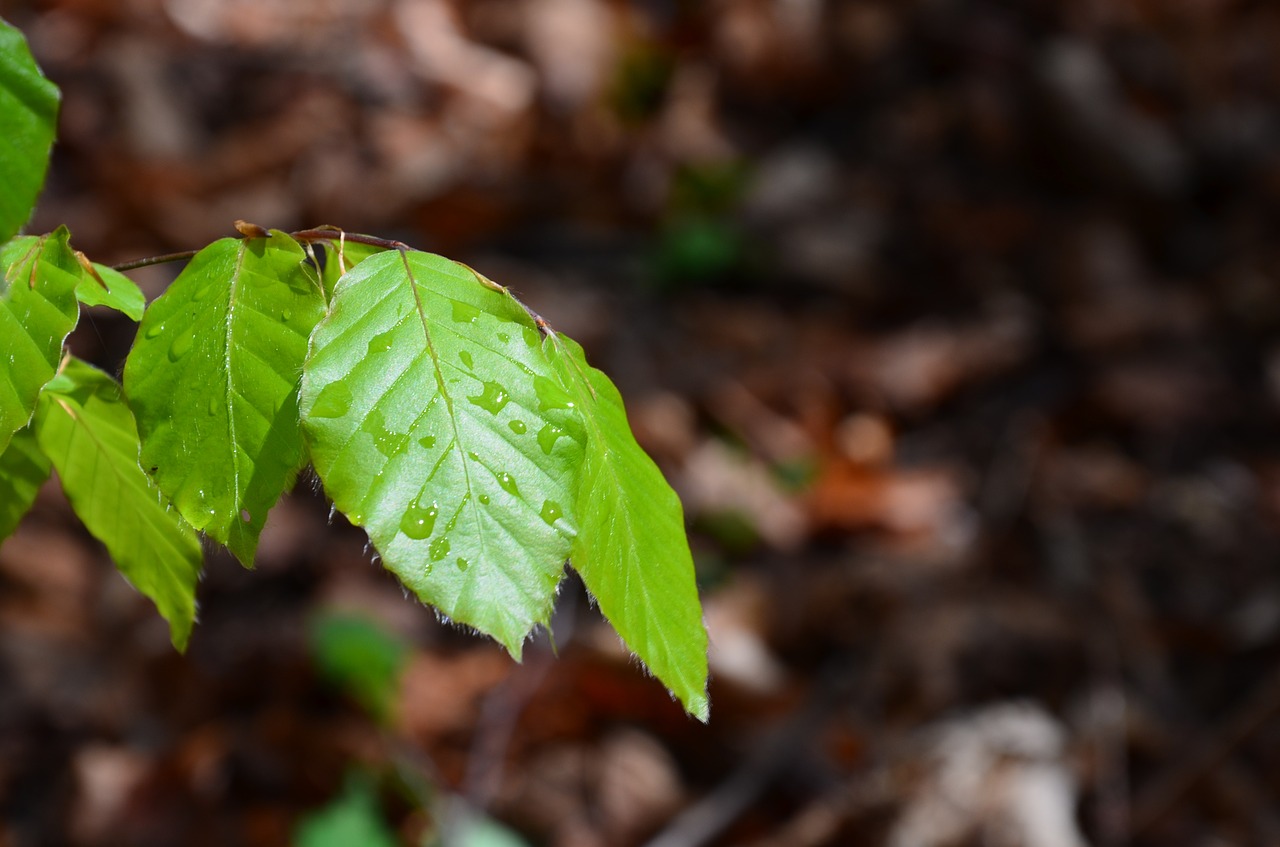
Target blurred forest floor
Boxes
[4,0,1280,845]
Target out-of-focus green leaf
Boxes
[0,19,59,242]
[0,423,50,543]
[35,358,202,649]
[123,232,326,566]
[294,774,399,847]
[0,228,81,454]
[547,334,709,721]
[300,250,583,657]
[309,612,409,723]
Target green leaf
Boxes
[300,250,583,657]
[0,19,59,242]
[294,774,398,847]
[313,239,387,301]
[0,423,51,543]
[547,335,709,720]
[123,232,326,566]
[75,261,145,321]
[309,612,409,724]
[0,228,81,453]
[35,357,202,649]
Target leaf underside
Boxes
[548,335,710,721]
[35,358,203,649]
[123,232,326,566]
[0,19,59,243]
[0,229,81,454]
[300,250,584,657]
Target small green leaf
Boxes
[314,239,387,301]
[300,251,583,656]
[309,612,409,724]
[35,357,202,649]
[123,232,326,566]
[294,773,399,847]
[0,423,51,543]
[547,335,709,720]
[76,261,146,321]
[0,19,59,242]
[0,228,81,454]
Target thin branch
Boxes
[111,250,200,272]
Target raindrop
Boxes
[207,397,218,416]
[508,419,527,435]
[456,557,470,572]
[467,381,510,415]
[537,423,566,455]
[459,350,474,369]
[191,285,212,302]
[281,309,292,322]
[308,382,352,418]
[167,331,195,362]
[401,499,438,540]
[366,328,395,355]
[495,471,519,496]
[540,499,563,525]
[363,409,404,458]
[451,301,481,324]
[418,434,437,449]
[497,332,511,344]
[429,536,451,561]
[522,325,540,347]
[479,493,490,505]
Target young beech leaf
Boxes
[547,335,709,721]
[123,232,326,566]
[0,19,59,243]
[0,228,81,454]
[75,261,145,321]
[35,358,202,649]
[314,239,387,300]
[300,250,584,657]
[0,424,51,544]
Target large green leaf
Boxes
[123,232,326,566]
[0,19,59,242]
[547,335,709,720]
[300,250,583,656]
[0,423,51,543]
[0,228,81,454]
[35,358,202,649]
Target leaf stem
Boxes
[111,250,200,272]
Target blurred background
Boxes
[3,0,1280,844]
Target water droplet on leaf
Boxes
[534,376,573,412]
[167,331,194,362]
[456,557,469,572]
[459,350,474,369]
[508,419,527,434]
[495,471,519,496]
[497,332,510,343]
[429,536,451,561]
[309,382,353,418]
[479,493,490,505]
[418,434,436,449]
[467,381,510,415]
[366,328,395,355]
[400,499,438,540]
[451,301,481,324]
[540,500,563,525]
[537,423,566,455]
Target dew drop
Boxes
[467,381,510,415]
[366,328,395,355]
[495,471,519,496]
[281,309,292,322]
[309,382,352,418]
[459,350,474,369]
[143,323,164,341]
[400,499,439,540]
[167,331,195,362]
[207,397,218,416]
[522,325,540,347]
[364,409,404,457]
[508,419,527,435]
[191,285,212,302]
[418,434,437,449]
[478,493,491,505]
[429,536,451,561]
[497,332,511,344]
[540,499,563,525]
[537,423,567,455]
[451,301,481,324]
[456,557,469,572]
